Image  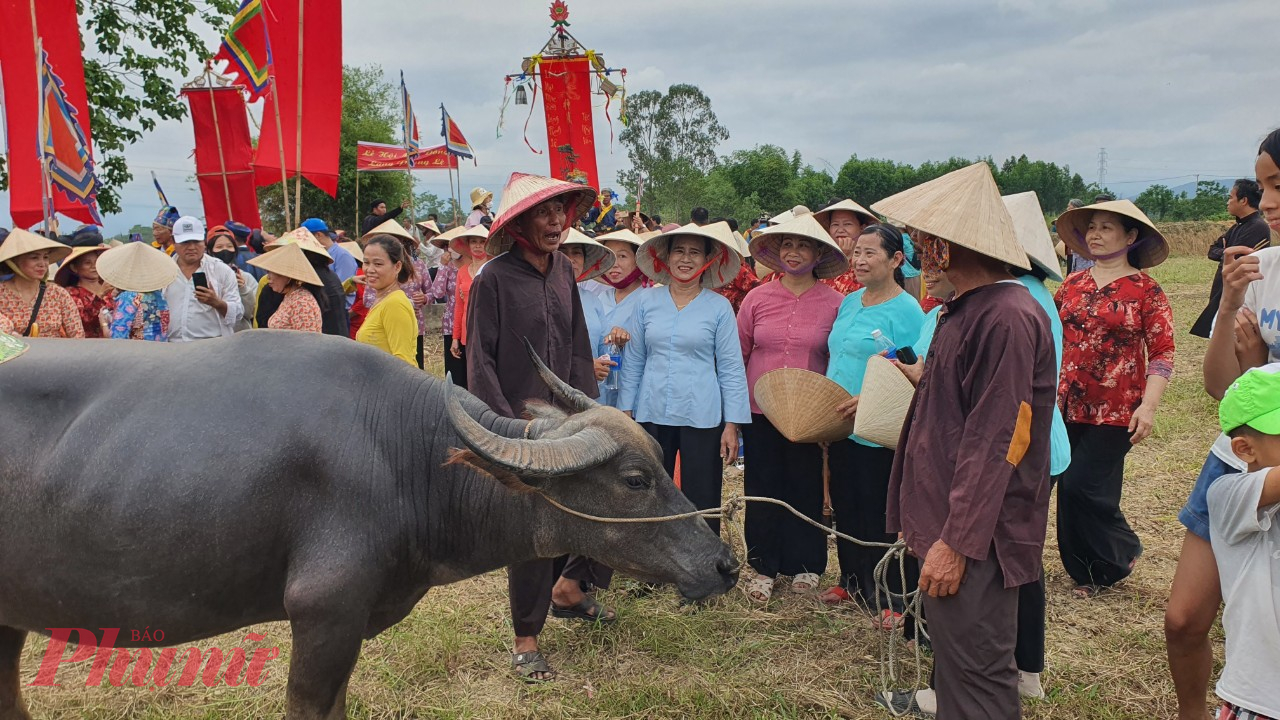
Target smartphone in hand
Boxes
[192,271,209,290]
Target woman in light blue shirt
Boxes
[593,228,649,407]
[619,223,751,534]
[559,230,618,388]
[821,224,925,624]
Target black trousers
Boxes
[1015,570,1045,673]
[443,335,467,388]
[828,439,916,611]
[643,423,724,536]
[508,555,614,638]
[1057,423,1142,587]
[742,414,827,578]
[415,334,425,370]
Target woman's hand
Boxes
[1128,402,1158,445]
[450,339,462,359]
[232,266,246,290]
[1235,308,1268,370]
[411,290,428,307]
[352,274,367,286]
[891,358,924,386]
[604,326,631,347]
[593,354,615,382]
[720,423,739,465]
[835,396,859,422]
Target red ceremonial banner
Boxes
[0,0,98,228]
[356,143,459,172]
[252,0,342,197]
[182,86,263,229]
[539,57,598,189]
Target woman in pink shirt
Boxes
[736,214,849,602]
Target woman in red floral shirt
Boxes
[1054,200,1175,597]
[54,245,113,338]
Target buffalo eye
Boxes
[624,474,650,490]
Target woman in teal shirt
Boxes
[821,224,925,623]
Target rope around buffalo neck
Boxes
[532,491,927,715]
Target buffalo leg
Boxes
[283,585,366,720]
[0,626,31,720]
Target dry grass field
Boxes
[19,240,1233,718]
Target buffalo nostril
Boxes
[717,556,741,577]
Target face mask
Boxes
[212,249,237,266]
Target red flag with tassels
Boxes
[0,0,99,228]
[252,0,342,198]
[182,85,262,229]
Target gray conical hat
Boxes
[871,163,1029,270]
[1002,191,1062,281]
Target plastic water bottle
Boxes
[604,342,622,391]
[871,329,897,360]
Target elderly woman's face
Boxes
[72,253,101,283]
[603,241,637,283]
[777,235,817,274]
[667,236,708,283]
[826,210,864,256]
[267,271,291,294]
[13,250,53,280]
[561,245,586,277]
[519,199,568,254]
[1084,210,1137,259]
[851,232,901,288]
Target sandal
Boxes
[550,596,616,624]
[512,650,556,683]
[818,586,852,605]
[879,609,904,631]
[1071,584,1102,599]
[791,572,820,593]
[874,689,935,718]
[745,574,774,603]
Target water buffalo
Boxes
[0,331,737,719]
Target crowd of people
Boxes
[1,128,1279,720]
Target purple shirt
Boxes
[887,282,1055,589]
[430,263,458,336]
[737,280,843,415]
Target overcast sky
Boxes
[4,0,1278,235]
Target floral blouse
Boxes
[110,291,169,341]
[820,267,863,296]
[267,288,322,333]
[0,281,84,338]
[1056,271,1176,427]
[65,285,114,338]
[430,262,458,336]
[713,261,760,313]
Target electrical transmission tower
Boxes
[1097,147,1108,186]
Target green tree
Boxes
[257,65,412,232]
[833,156,916,206]
[994,155,1089,213]
[719,145,796,213]
[1134,184,1177,221]
[414,189,461,225]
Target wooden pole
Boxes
[354,170,361,235]
[201,69,235,224]
[30,1,53,234]
[293,0,305,226]
[269,76,290,229]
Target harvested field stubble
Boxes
[20,255,1232,718]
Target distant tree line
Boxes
[1133,181,1232,222]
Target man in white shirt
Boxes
[163,216,241,342]
[1208,365,1280,720]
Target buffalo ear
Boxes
[445,448,538,494]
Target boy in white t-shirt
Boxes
[1210,364,1280,720]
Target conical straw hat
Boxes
[1002,192,1062,281]
[486,172,597,256]
[54,245,109,286]
[0,229,72,266]
[96,242,179,293]
[871,162,1029,270]
[749,214,849,279]
[814,199,877,229]
[249,243,323,286]
[449,224,491,256]
[596,228,646,248]
[266,227,334,263]
[416,219,442,237]
[338,241,364,264]
[853,355,916,449]
[754,368,855,443]
[1053,199,1169,269]
[361,218,416,243]
[561,228,616,282]
[636,222,743,290]
[432,225,463,249]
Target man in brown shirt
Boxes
[873,163,1056,719]
[465,173,611,683]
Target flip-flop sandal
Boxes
[550,596,616,624]
[512,651,556,683]
[879,609,904,630]
[818,586,852,605]
[1071,584,1102,599]
[791,572,820,593]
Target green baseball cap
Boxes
[1220,364,1280,435]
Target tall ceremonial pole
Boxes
[292,0,305,226]
[270,76,291,228]
[30,0,54,235]
[201,65,235,223]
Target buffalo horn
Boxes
[522,337,597,414]
[447,380,618,478]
